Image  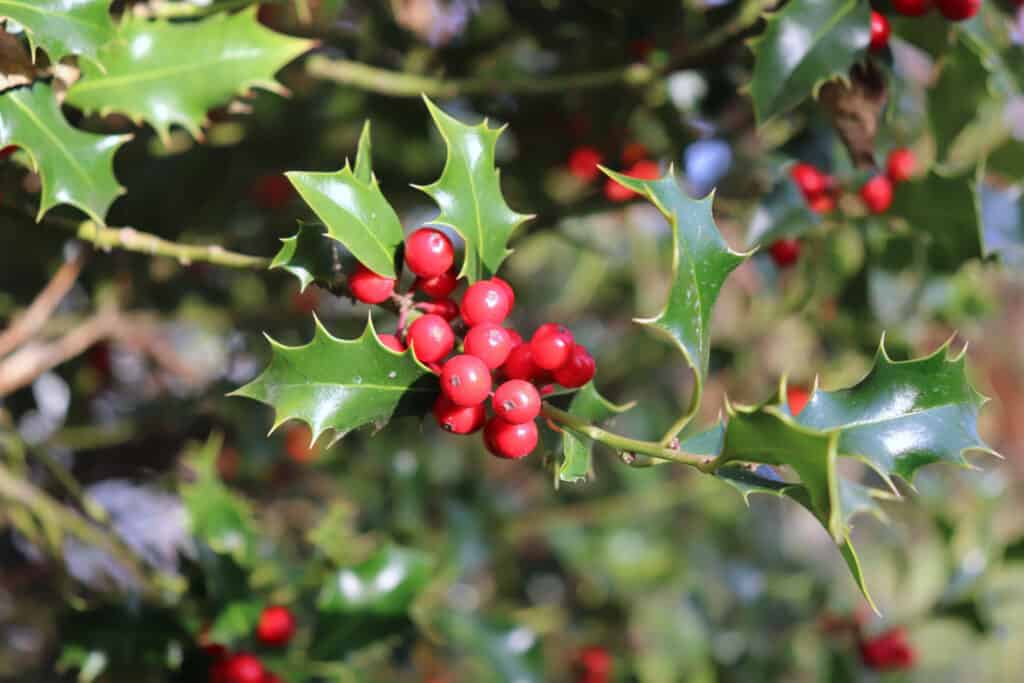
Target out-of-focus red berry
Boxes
[786,385,810,415]
[859,628,916,671]
[568,146,603,183]
[251,175,295,211]
[284,424,320,463]
[769,238,801,268]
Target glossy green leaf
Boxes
[796,338,992,488]
[209,601,263,645]
[0,0,115,68]
[65,9,313,142]
[434,612,543,683]
[559,383,634,483]
[269,223,339,292]
[889,169,984,272]
[748,0,871,124]
[930,37,993,163]
[318,545,433,616]
[231,317,438,442]
[417,97,533,282]
[602,167,747,439]
[0,82,126,224]
[353,120,373,183]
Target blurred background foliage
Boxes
[1,0,1024,681]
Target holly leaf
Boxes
[270,223,339,293]
[889,169,984,272]
[746,177,821,248]
[930,36,994,163]
[318,545,433,616]
[65,9,313,143]
[0,82,126,224]
[748,0,871,124]
[417,97,533,282]
[601,167,747,439]
[353,120,373,183]
[0,0,115,69]
[559,383,634,483]
[231,317,438,442]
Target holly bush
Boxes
[1,0,1024,681]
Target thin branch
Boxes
[0,249,86,357]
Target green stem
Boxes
[541,403,715,472]
[73,222,270,270]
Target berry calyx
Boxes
[348,264,396,304]
[255,606,296,647]
[568,146,603,182]
[433,394,486,434]
[530,323,575,370]
[552,344,596,388]
[886,148,916,184]
[378,334,405,353]
[869,11,890,52]
[790,163,829,198]
[415,268,458,298]
[440,354,492,407]
[407,314,455,363]
[460,280,512,326]
[893,0,932,16]
[769,238,801,268]
[936,0,980,21]
[484,417,538,459]
[464,323,515,369]
[860,175,894,214]
[222,653,264,683]
[405,228,454,278]
[493,380,541,424]
[502,344,541,381]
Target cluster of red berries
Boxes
[892,0,981,22]
[567,142,660,203]
[349,228,596,460]
[205,606,296,683]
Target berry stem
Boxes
[541,403,715,472]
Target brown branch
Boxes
[0,249,86,357]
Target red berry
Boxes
[415,268,458,298]
[420,298,459,321]
[460,280,512,326]
[869,11,890,52]
[464,323,515,369]
[378,334,405,353]
[0,145,17,159]
[348,263,395,304]
[433,394,486,434]
[255,606,296,647]
[787,385,810,415]
[251,175,295,210]
[622,142,648,165]
[530,323,575,370]
[790,163,828,198]
[578,646,613,678]
[408,314,455,363]
[568,146,603,182]
[893,0,932,15]
[552,345,596,388]
[502,344,540,381]
[490,277,516,310]
[493,380,541,424]
[859,628,916,671]
[604,176,636,202]
[222,653,264,683]
[262,674,284,683]
[506,328,524,346]
[860,175,894,214]
[886,148,916,184]
[484,417,538,459]
[405,228,454,278]
[769,239,801,268]
[936,0,980,21]
[604,160,659,202]
[807,193,836,214]
[440,354,492,407]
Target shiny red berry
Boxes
[936,0,980,21]
[530,323,575,370]
[787,385,810,415]
[222,653,264,683]
[860,175,894,214]
[869,11,890,52]
[552,345,596,388]
[440,354,492,407]
[378,334,405,353]
[255,606,296,647]
[502,344,540,381]
[408,314,455,363]
[790,163,828,198]
[568,146,603,182]
[506,328,524,347]
[578,646,613,678]
[464,323,515,369]
[807,193,835,214]
[405,228,454,278]
[348,264,395,304]
[893,0,932,15]
[420,298,459,321]
[886,148,916,184]
[433,394,486,434]
[484,417,538,459]
[415,268,458,298]
[769,239,801,268]
[490,276,516,310]
[493,380,541,424]
[460,280,512,326]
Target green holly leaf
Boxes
[318,545,433,616]
[353,120,373,183]
[0,82,126,224]
[208,601,263,646]
[270,223,339,293]
[796,338,993,489]
[417,97,533,282]
[559,383,634,483]
[231,317,438,442]
[930,37,994,163]
[65,8,313,143]
[889,169,984,272]
[748,0,871,124]
[601,167,747,439]
[0,0,115,68]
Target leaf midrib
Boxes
[70,53,282,94]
